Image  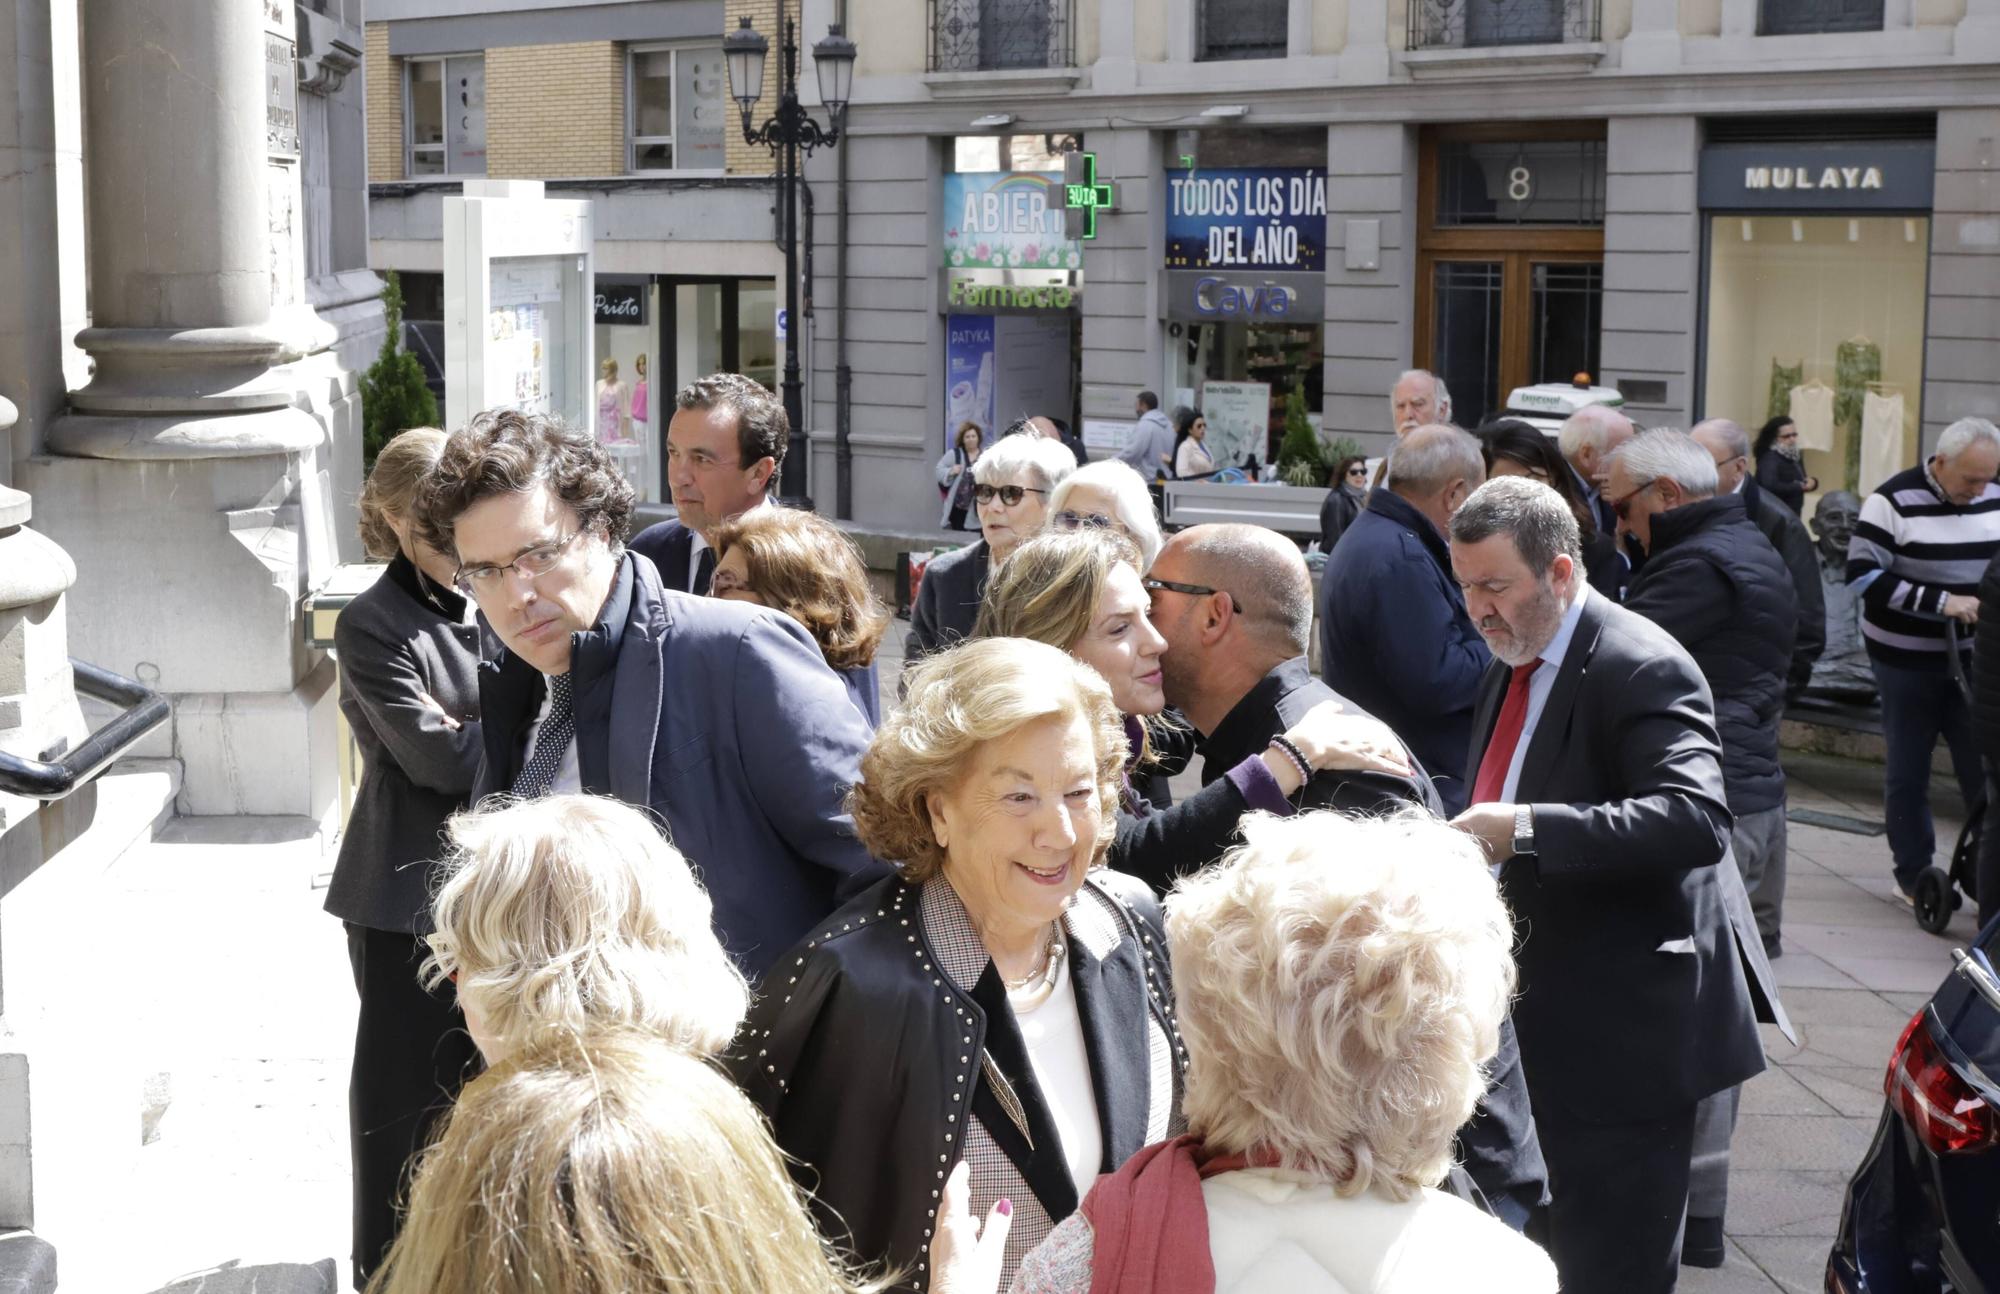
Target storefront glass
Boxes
[594,278,661,503]
[1703,215,1928,496]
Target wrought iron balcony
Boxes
[928,0,1075,72]
[1408,0,1602,49]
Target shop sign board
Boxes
[1163,270,1322,324]
[1698,141,1935,211]
[1199,380,1271,470]
[943,171,1083,272]
[943,267,1082,315]
[1166,167,1327,271]
[266,33,299,156]
[945,317,998,448]
[594,280,647,325]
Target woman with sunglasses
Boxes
[1753,416,1816,516]
[904,432,1077,668]
[1478,420,1626,601]
[1046,460,1164,570]
[1172,407,1217,479]
[1318,454,1371,553]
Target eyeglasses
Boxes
[1143,576,1236,612]
[1055,510,1117,531]
[973,484,1047,507]
[1345,465,1368,479]
[1606,480,1657,522]
[454,530,581,595]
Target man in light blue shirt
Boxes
[1116,389,1175,480]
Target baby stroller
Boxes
[1915,621,1985,933]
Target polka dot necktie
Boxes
[511,671,575,798]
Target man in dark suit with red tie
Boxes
[628,372,782,594]
[1444,476,1766,1293]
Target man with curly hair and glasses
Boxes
[416,408,885,980]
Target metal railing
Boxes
[928,0,1075,72]
[0,660,170,801]
[1408,0,1602,49]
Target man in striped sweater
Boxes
[1847,416,2000,899]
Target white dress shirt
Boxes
[685,492,774,592]
[1499,583,1592,804]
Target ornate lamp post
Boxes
[724,6,856,502]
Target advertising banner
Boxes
[944,171,1083,272]
[1199,380,1271,469]
[945,315,997,449]
[1165,167,1328,272]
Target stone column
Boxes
[25,0,344,819]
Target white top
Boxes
[685,492,774,593]
[1499,583,1591,804]
[1176,437,1216,478]
[1202,1169,1558,1294]
[1012,954,1103,1201]
[519,675,581,795]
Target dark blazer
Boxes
[1319,489,1492,812]
[325,555,484,934]
[1623,493,1798,815]
[1318,483,1364,554]
[838,661,882,730]
[1755,449,1811,516]
[627,518,699,591]
[1746,482,1827,697]
[905,539,990,665]
[472,552,888,978]
[736,870,1183,1289]
[1466,589,1769,1123]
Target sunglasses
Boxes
[973,484,1047,507]
[1607,479,1657,521]
[1345,465,1368,478]
[1055,510,1117,531]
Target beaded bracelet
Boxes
[1267,734,1312,785]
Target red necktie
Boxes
[1470,661,1542,806]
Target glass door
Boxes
[1431,261,1504,428]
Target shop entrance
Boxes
[1414,125,1607,428]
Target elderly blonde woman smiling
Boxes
[423,794,748,1066]
[736,637,1183,1292]
[933,809,1557,1294]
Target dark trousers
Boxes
[1873,660,1983,888]
[1535,1103,1698,1293]
[947,505,969,531]
[345,923,482,1288]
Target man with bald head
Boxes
[1693,417,1825,700]
[1558,403,1636,536]
[1320,424,1492,813]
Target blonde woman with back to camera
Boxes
[932,810,1557,1294]
[367,1027,894,1294]
[422,793,748,1065]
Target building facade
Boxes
[363,0,788,507]
[799,0,2000,529]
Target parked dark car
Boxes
[1827,914,2000,1292]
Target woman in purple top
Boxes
[975,528,1411,892]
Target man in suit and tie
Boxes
[1446,476,1767,1292]
[629,372,782,593]
[418,408,884,979]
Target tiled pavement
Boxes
[71,728,1984,1292]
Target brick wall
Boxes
[364,23,401,182]
[487,43,626,178]
[723,0,778,176]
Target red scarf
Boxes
[1078,1137,1275,1294]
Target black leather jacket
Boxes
[732,870,1183,1289]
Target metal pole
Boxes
[777,12,808,501]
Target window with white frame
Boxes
[405,53,486,176]
[628,44,728,173]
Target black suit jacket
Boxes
[628,518,698,592]
[904,539,990,666]
[1467,589,1768,1123]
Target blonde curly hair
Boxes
[847,637,1125,884]
[423,795,748,1063]
[1166,809,1517,1200]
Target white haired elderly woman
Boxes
[1047,459,1165,572]
[424,794,748,1066]
[932,810,1556,1294]
[905,432,1078,666]
[736,637,1183,1292]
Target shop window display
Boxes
[1703,215,1927,497]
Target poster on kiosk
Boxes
[443,180,595,434]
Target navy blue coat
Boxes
[472,552,888,978]
[1318,489,1492,814]
[628,519,700,591]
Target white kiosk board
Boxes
[443,180,595,432]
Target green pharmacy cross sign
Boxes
[1063,152,1115,240]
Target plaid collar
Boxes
[919,872,1122,991]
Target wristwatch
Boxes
[1511,805,1536,857]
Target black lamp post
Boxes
[724,6,856,503]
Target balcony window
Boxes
[1408,0,1602,49]
[405,54,485,176]
[1759,0,1884,33]
[629,44,727,173]
[929,0,1075,71]
[1199,0,1288,60]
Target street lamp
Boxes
[724,7,856,502]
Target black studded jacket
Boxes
[731,869,1185,1291]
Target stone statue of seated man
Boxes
[1804,490,1876,701]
